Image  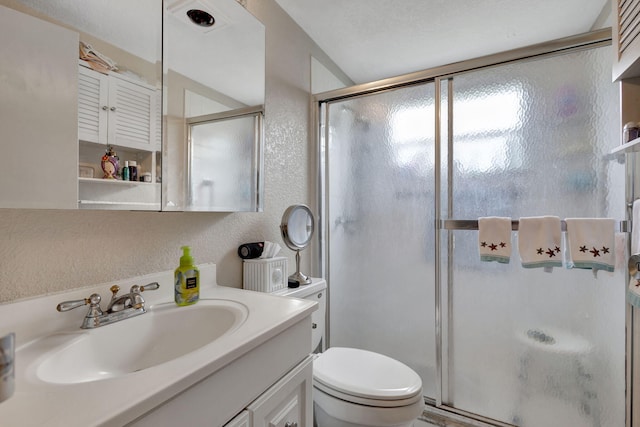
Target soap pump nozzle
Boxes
[180,246,194,267]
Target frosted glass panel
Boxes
[187,114,260,211]
[446,46,623,426]
[327,84,437,398]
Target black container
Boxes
[237,242,264,259]
[129,164,138,182]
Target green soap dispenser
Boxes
[175,246,199,306]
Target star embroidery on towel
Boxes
[546,248,556,258]
[480,241,487,247]
[500,242,507,248]
[537,248,544,255]
[601,246,610,254]
[590,247,600,257]
[489,243,498,251]
[554,245,561,253]
[579,245,588,253]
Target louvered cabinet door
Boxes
[78,65,109,144]
[614,0,640,80]
[108,76,157,151]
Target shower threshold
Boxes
[421,401,514,427]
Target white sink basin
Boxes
[35,299,248,384]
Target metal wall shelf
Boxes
[441,219,631,232]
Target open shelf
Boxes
[78,200,160,206]
[78,200,161,210]
[78,177,160,210]
[609,137,640,156]
[78,177,157,186]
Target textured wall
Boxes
[0,0,350,304]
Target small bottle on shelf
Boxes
[122,161,130,181]
[623,122,640,144]
[129,160,138,182]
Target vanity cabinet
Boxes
[613,0,640,80]
[77,63,161,210]
[126,316,314,427]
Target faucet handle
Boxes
[110,285,120,297]
[130,282,160,309]
[57,293,101,312]
[140,282,159,292]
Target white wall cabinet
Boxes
[78,63,157,151]
[77,63,161,210]
[613,0,640,80]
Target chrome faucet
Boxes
[56,282,159,329]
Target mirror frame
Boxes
[280,204,315,250]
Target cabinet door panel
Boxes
[0,5,78,209]
[224,410,250,427]
[78,65,108,144]
[614,0,640,79]
[109,77,156,150]
[247,357,313,427]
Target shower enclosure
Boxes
[317,31,625,426]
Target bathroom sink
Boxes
[35,299,248,384]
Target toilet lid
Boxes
[313,347,422,401]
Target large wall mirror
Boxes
[0,0,265,211]
[163,0,265,212]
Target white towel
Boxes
[478,217,511,263]
[628,278,640,308]
[565,218,615,274]
[518,216,563,270]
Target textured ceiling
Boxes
[275,0,612,84]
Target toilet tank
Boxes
[271,278,326,352]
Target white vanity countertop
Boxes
[0,264,316,426]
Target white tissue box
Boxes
[243,257,288,293]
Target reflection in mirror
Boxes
[187,107,263,211]
[0,0,162,210]
[280,205,315,287]
[163,0,265,211]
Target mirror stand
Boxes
[289,250,311,286]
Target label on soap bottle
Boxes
[175,269,199,306]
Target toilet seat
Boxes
[313,347,423,408]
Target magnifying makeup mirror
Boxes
[280,204,314,287]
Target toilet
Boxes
[273,278,424,427]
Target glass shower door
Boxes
[441,46,624,426]
[321,39,624,427]
[325,83,438,398]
